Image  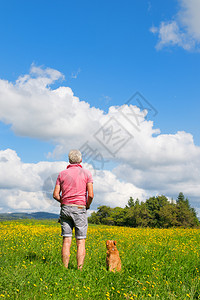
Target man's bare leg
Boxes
[76,239,86,270]
[62,237,72,268]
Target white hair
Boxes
[68,149,82,164]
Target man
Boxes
[53,149,94,270]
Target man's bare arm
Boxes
[53,185,62,203]
[86,182,94,209]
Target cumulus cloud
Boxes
[0,65,104,152]
[0,149,145,213]
[150,0,200,50]
[90,168,146,209]
[113,128,200,209]
[0,66,200,214]
[0,65,157,159]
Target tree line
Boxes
[88,193,199,228]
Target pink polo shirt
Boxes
[56,164,93,206]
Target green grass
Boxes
[0,220,200,299]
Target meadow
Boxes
[0,220,200,299]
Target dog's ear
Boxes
[106,240,109,246]
[114,240,117,245]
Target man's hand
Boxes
[86,182,94,210]
[53,184,62,203]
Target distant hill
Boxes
[0,212,59,220]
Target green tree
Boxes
[123,200,150,227]
[95,206,113,225]
[177,192,185,204]
[159,202,179,228]
[88,193,199,228]
[88,211,101,224]
[126,197,135,208]
[112,207,126,226]
[176,193,199,227]
[145,195,169,227]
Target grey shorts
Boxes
[60,205,88,239]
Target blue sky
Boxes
[0,0,200,214]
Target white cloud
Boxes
[0,149,145,213]
[92,169,146,209]
[150,21,194,50]
[0,66,200,214]
[0,66,157,159]
[0,65,104,151]
[150,0,200,50]
[178,0,200,40]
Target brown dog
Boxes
[106,240,121,272]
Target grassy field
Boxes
[0,220,200,299]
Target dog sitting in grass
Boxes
[106,240,121,272]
